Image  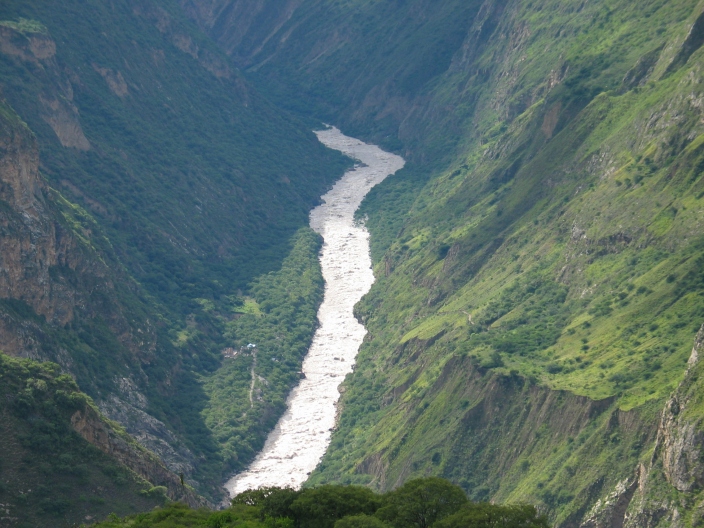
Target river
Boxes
[225,127,405,496]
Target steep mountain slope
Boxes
[184,0,704,525]
[0,91,218,520]
[0,88,225,500]
[0,350,203,526]
[0,0,348,505]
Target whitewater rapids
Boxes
[225,127,405,495]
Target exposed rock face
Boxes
[580,325,704,528]
[70,404,205,507]
[0,102,200,498]
[100,394,197,478]
[0,100,159,364]
[38,94,90,150]
[0,24,55,63]
[132,3,235,79]
[92,64,129,98]
[660,402,704,493]
[580,474,640,528]
[0,102,80,328]
[634,326,704,505]
[179,0,304,64]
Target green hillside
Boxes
[186,0,704,524]
[4,0,704,524]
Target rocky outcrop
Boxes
[99,393,198,479]
[659,326,704,485]
[580,325,704,528]
[0,100,158,363]
[131,2,235,80]
[660,404,704,493]
[0,102,81,328]
[0,23,56,63]
[92,64,129,98]
[70,403,206,507]
[179,0,304,64]
[580,476,640,528]
[0,102,199,499]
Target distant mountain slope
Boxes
[184,0,704,525]
[180,0,484,152]
[0,0,345,305]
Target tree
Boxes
[335,514,391,528]
[433,503,549,528]
[232,487,300,521]
[291,485,383,528]
[376,478,468,528]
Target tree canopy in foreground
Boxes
[90,478,548,527]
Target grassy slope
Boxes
[185,0,704,521]
[255,0,704,524]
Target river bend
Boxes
[225,127,405,495]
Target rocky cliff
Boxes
[611,325,704,527]
[70,404,203,507]
[0,91,218,495]
[0,352,204,526]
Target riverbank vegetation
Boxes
[201,227,325,477]
[207,0,704,523]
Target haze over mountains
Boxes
[2,0,704,526]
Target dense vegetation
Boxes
[91,478,548,528]
[0,0,347,504]
[201,227,324,475]
[5,0,704,524]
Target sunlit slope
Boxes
[278,0,704,525]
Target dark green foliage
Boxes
[375,478,467,528]
[0,354,164,526]
[91,502,265,527]
[203,228,324,476]
[0,0,346,312]
[472,276,569,358]
[259,490,301,522]
[434,503,549,528]
[334,515,390,528]
[0,0,347,500]
[93,479,542,528]
[291,486,382,528]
